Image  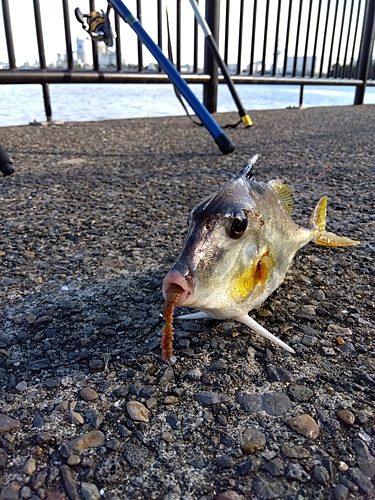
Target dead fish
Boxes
[162,154,360,355]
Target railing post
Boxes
[203,0,220,113]
[354,0,375,105]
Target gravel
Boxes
[0,105,374,499]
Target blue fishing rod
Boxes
[105,0,235,154]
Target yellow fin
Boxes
[269,179,294,213]
[309,196,360,247]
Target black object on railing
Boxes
[354,0,375,104]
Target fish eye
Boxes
[229,217,248,239]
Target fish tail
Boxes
[309,196,360,247]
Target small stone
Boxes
[288,384,314,402]
[70,411,84,425]
[20,486,33,499]
[335,336,345,346]
[126,401,150,423]
[217,454,235,469]
[288,413,320,439]
[23,457,36,476]
[286,462,309,481]
[89,359,104,370]
[281,444,310,458]
[81,482,100,500]
[262,392,291,416]
[15,381,28,392]
[0,414,20,433]
[237,393,262,413]
[337,409,355,425]
[268,365,293,382]
[348,467,373,494]
[68,430,105,451]
[84,409,103,429]
[322,347,336,356]
[195,391,230,406]
[185,367,202,380]
[0,482,21,500]
[334,484,349,500]
[44,378,60,389]
[161,432,173,443]
[328,324,352,336]
[216,491,244,500]
[353,439,375,478]
[60,465,79,500]
[79,387,99,402]
[241,427,266,454]
[163,396,179,405]
[45,494,65,500]
[300,305,316,316]
[314,465,330,485]
[67,454,81,465]
[146,397,157,410]
[264,458,284,476]
[338,461,349,472]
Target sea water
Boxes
[0,82,374,127]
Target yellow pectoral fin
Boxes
[231,254,272,300]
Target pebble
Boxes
[80,387,99,401]
[15,381,28,392]
[216,491,244,500]
[348,466,373,494]
[287,413,320,439]
[23,456,36,476]
[267,365,293,382]
[281,444,310,459]
[161,432,173,443]
[0,482,21,500]
[0,414,20,433]
[68,430,105,451]
[337,409,355,425]
[163,395,179,404]
[241,427,266,454]
[195,391,230,406]
[85,409,103,429]
[287,384,314,402]
[328,324,352,336]
[60,465,79,500]
[237,391,291,416]
[126,401,150,423]
[353,439,375,478]
[314,465,330,485]
[334,483,349,500]
[81,482,101,500]
[67,454,81,465]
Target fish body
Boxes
[162,155,359,354]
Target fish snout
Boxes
[162,262,195,307]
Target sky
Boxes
[0,0,366,72]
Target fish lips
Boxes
[162,267,195,307]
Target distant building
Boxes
[75,37,117,68]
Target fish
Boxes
[162,154,360,357]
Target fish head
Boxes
[162,155,272,318]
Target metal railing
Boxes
[1,0,374,121]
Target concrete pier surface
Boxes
[0,105,374,499]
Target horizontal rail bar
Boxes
[0,71,368,88]
[0,71,210,84]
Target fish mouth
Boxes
[162,270,195,307]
